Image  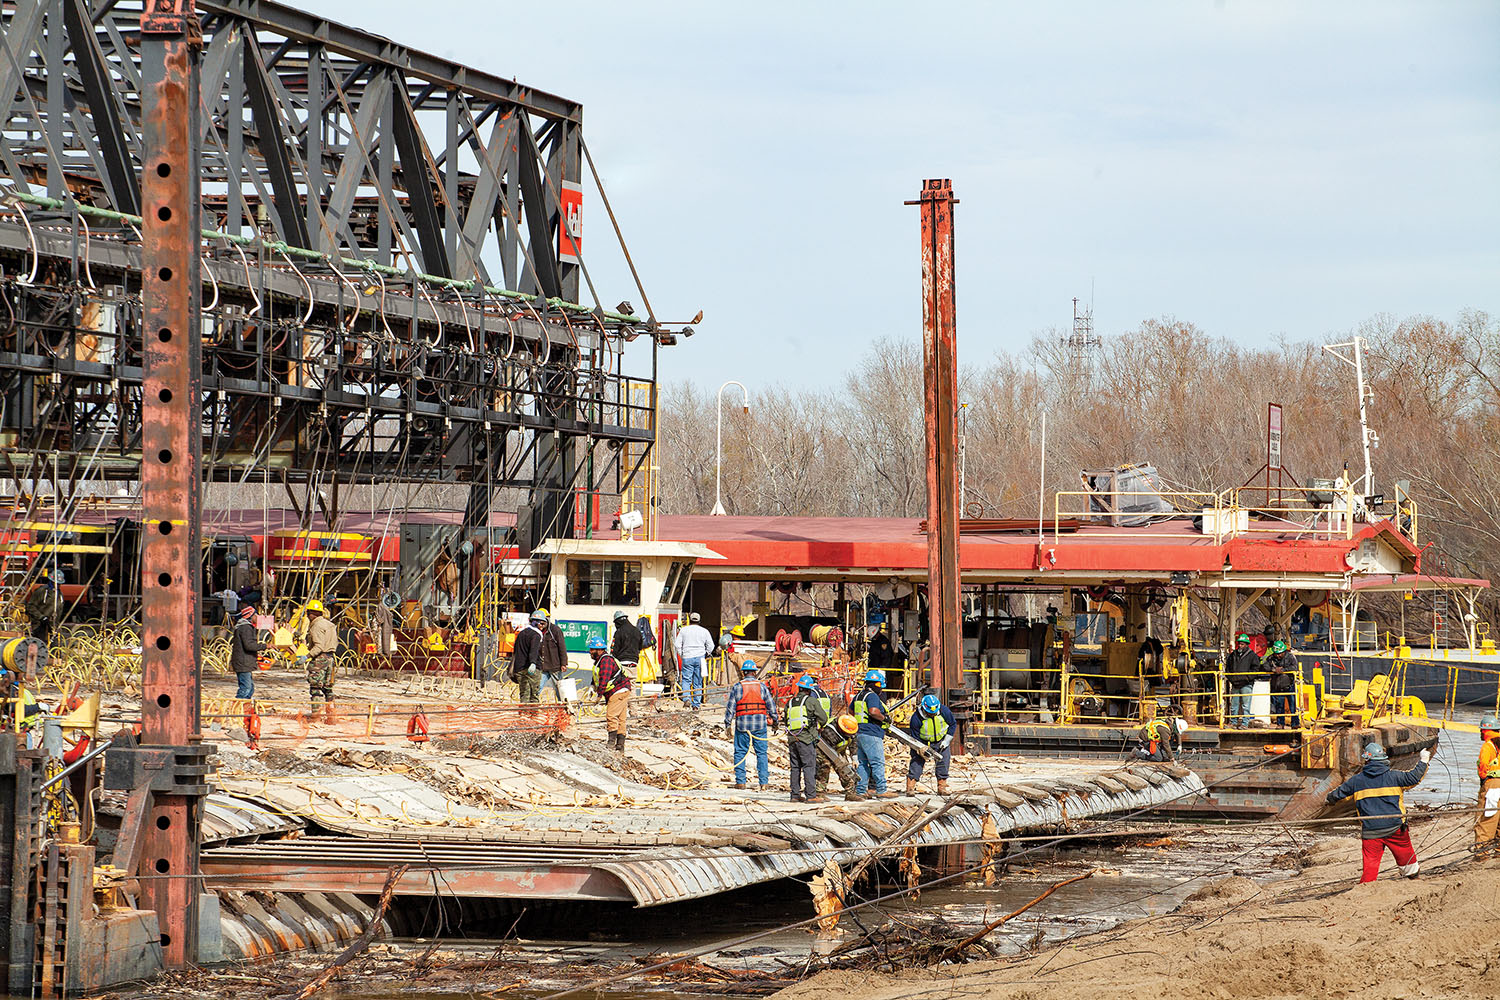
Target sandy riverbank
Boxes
[775,813,1495,1000]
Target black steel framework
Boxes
[0,0,673,542]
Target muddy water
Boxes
[315,826,1304,999]
[1410,705,1486,809]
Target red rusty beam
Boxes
[908,179,962,695]
[200,861,633,902]
[138,2,203,968]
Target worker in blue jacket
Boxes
[1325,742,1431,882]
[852,670,898,798]
[906,693,956,795]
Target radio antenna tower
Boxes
[1065,296,1100,379]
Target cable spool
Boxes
[808,625,844,648]
[1,636,48,672]
[774,629,802,657]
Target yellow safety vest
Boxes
[918,712,950,744]
[788,694,814,731]
[15,688,41,732]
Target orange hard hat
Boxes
[836,714,858,736]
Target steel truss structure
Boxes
[0,0,676,541]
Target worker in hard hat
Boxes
[1134,699,1186,762]
[610,609,643,682]
[786,674,830,802]
[853,669,897,798]
[230,604,263,700]
[816,713,863,801]
[1264,639,1298,729]
[1325,741,1431,882]
[23,572,62,642]
[723,659,778,790]
[588,634,631,751]
[1475,716,1500,857]
[511,609,565,703]
[674,611,716,709]
[906,693,956,795]
[1225,633,1259,728]
[304,599,339,721]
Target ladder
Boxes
[1433,592,1450,647]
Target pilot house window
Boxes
[565,560,642,607]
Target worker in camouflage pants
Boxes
[304,599,338,720]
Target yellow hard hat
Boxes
[305,599,325,614]
[836,714,858,736]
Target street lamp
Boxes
[711,380,749,516]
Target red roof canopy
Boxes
[654,513,1442,587]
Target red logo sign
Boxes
[558,181,582,264]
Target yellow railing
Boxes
[1051,471,1407,545]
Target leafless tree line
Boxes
[659,308,1500,618]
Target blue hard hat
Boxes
[587,634,606,650]
[864,669,885,686]
[740,659,759,673]
[919,694,941,715]
[797,674,817,691]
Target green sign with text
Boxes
[558,619,608,653]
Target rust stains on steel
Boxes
[138,0,204,969]
[909,179,962,694]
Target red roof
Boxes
[655,513,1428,584]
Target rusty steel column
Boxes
[138,1,203,968]
[910,179,962,696]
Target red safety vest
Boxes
[734,679,768,717]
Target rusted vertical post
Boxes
[138,0,203,968]
[909,179,962,697]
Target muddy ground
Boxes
[774,813,1495,1000]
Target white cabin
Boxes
[532,538,723,668]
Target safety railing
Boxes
[1052,488,1223,542]
[1051,472,1400,544]
[1228,483,1360,541]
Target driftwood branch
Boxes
[845,799,957,888]
[939,868,1096,962]
[294,864,408,1000]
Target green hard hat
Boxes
[1271,639,1288,652]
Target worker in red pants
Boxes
[1326,742,1431,882]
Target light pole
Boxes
[711,380,749,516]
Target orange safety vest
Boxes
[734,679,768,717]
[1480,739,1500,781]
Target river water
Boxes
[299,824,1312,1000]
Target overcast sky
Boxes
[305,0,1499,390]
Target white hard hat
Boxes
[1174,718,1189,735]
